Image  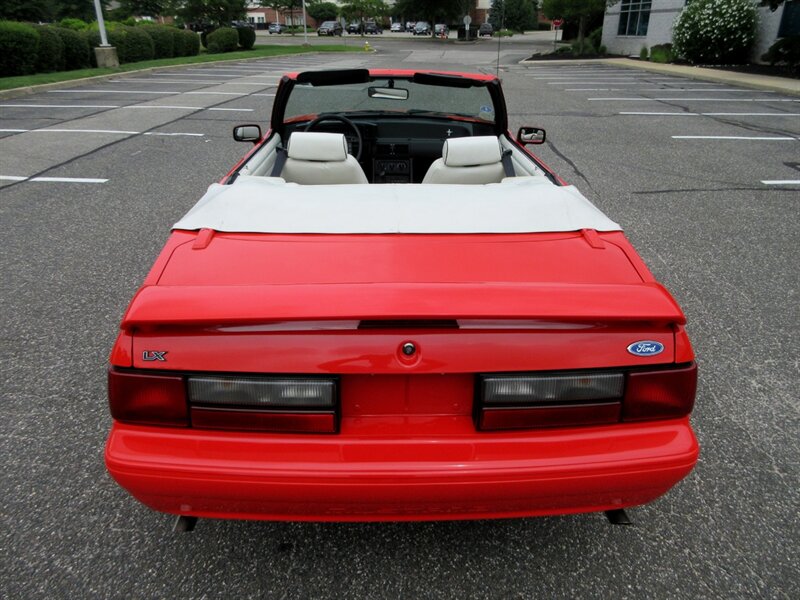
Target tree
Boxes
[120,0,168,18]
[307,1,339,22]
[340,0,389,26]
[504,0,536,32]
[261,0,303,34]
[394,0,463,35]
[179,0,247,26]
[541,0,611,44]
[0,0,57,22]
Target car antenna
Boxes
[495,4,505,78]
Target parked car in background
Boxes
[390,22,405,32]
[317,21,343,36]
[413,21,430,35]
[268,22,284,34]
[347,21,362,34]
[434,24,449,37]
[406,21,415,30]
[479,22,493,37]
[364,21,383,34]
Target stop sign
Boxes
[552,18,564,27]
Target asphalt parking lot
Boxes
[1,41,798,599]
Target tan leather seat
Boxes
[281,132,368,185]
[422,136,506,184]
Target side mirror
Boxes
[517,126,546,145]
[233,124,262,144]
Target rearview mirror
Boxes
[517,126,546,145]
[368,86,409,100]
[233,124,262,144]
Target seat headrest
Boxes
[443,136,502,167]
[287,131,348,162]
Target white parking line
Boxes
[0,175,107,183]
[0,103,119,109]
[672,135,797,140]
[590,97,799,102]
[619,112,699,116]
[762,180,800,185]
[50,89,176,95]
[0,128,203,137]
[636,88,768,93]
[0,103,255,112]
[620,111,800,116]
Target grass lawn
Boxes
[0,45,359,91]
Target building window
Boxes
[617,0,651,36]
[257,16,265,23]
[779,0,800,37]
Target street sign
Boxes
[463,15,472,26]
[552,18,564,28]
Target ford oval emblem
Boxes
[627,341,665,357]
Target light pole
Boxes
[92,0,119,67]
[301,0,309,46]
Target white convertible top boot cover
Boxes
[173,176,621,234]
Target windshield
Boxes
[284,78,496,123]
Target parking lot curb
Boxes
[518,57,800,96]
[0,51,341,101]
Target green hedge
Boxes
[54,26,91,70]
[85,26,154,65]
[138,24,174,59]
[59,18,89,31]
[207,27,239,53]
[236,26,256,50]
[173,28,200,57]
[35,25,65,73]
[0,20,39,76]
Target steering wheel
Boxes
[303,113,363,161]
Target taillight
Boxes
[476,363,697,430]
[108,370,338,433]
[622,362,697,421]
[477,372,624,430]
[187,375,338,433]
[108,369,188,427]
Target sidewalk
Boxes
[520,57,800,96]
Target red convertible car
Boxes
[106,69,698,529]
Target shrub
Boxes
[35,25,66,73]
[497,29,514,37]
[85,26,154,64]
[650,43,673,64]
[598,44,607,56]
[237,26,256,50]
[119,27,155,62]
[639,46,648,60]
[588,27,602,52]
[0,20,39,76]
[139,24,174,58]
[762,35,800,74]
[59,18,89,31]
[572,40,597,56]
[672,0,757,64]
[554,44,572,54]
[207,27,239,53]
[55,27,91,70]
[173,29,200,57]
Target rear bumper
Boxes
[105,418,698,522]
